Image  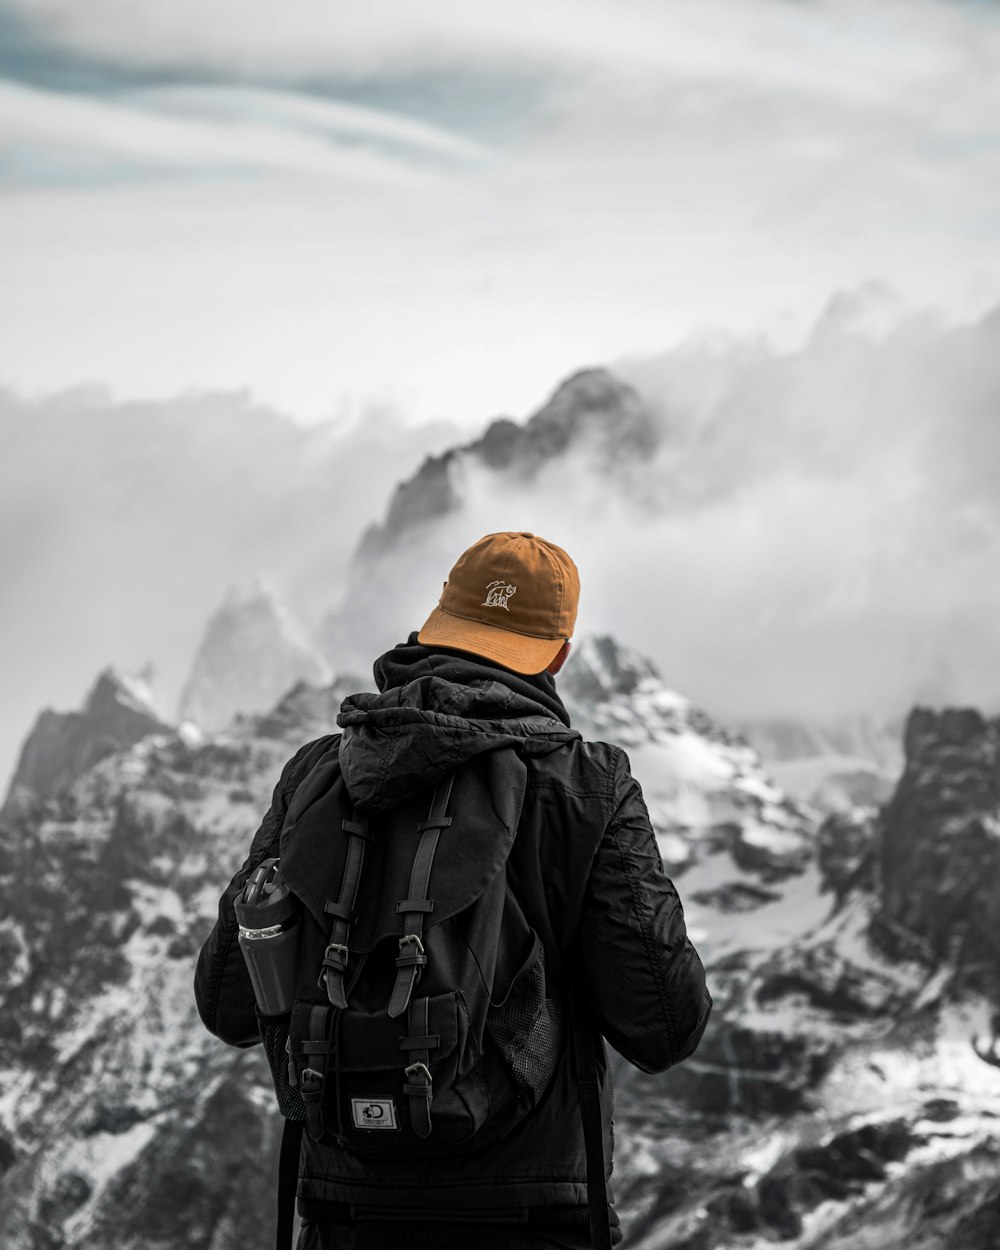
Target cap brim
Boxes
[417,605,565,676]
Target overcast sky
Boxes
[2,0,999,427]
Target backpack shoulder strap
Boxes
[275,1117,302,1250]
[387,773,454,1020]
[570,999,614,1250]
[318,803,371,1009]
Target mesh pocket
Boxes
[257,1012,306,1122]
[486,943,564,1107]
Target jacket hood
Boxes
[336,634,580,811]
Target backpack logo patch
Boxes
[351,1097,399,1130]
[483,580,516,610]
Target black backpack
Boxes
[247,747,612,1249]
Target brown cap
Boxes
[417,531,580,675]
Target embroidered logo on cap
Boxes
[352,1098,399,1129]
[483,579,516,610]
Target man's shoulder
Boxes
[526,733,630,808]
[280,731,342,791]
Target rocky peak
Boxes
[901,705,998,771]
[2,664,174,815]
[354,366,658,564]
[511,367,658,465]
[178,576,330,734]
[84,664,162,724]
[559,634,664,704]
[559,634,812,886]
[871,705,1000,993]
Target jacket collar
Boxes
[372,633,572,727]
[336,634,578,811]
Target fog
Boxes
[0,388,458,793]
[325,290,1000,723]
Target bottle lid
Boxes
[235,858,297,928]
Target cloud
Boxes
[330,293,1000,723]
[1,1,999,424]
[125,86,487,162]
[0,79,484,186]
[0,385,459,796]
[2,0,994,100]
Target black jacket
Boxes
[194,637,712,1225]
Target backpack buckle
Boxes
[395,934,427,970]
[322,941,350,970]
[319,943,351,1002]
[404,1062,432,1085]
[301,1067,324,1093]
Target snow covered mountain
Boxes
[1,637,997,1249]
[178,576,331,734]
[0,674,359,1249]
[562,637,814,887]
[611,703,1000,1250]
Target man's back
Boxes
[195,634,712,1247]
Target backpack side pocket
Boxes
[486,933,564,1111]
[256,1007,306,1122]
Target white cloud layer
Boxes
[0,0,998,428]
[329,292,1000,723]
[4,0,992,95]
[0,80,477,183]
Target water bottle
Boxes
[235,858,299,1017]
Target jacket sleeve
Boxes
[193,738,324,1047]
[574,747,712,1074]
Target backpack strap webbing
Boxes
[387,774,454,1020]
[401,995,437,1138]
[275,1117,302,1250]
[319,804,371,1009]
[571,1001,614,1250]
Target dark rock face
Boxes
[725,821,813,883]
[498,367,659,468]
[656,1020,831,1119]
[736,1119,915,1238]
[2,668,173,815]
[817,808,878,900]
[873,706,1000,996]
[360,448,461,561]
[688,881,782,913]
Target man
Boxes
[195,531,711,1249]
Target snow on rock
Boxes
[564,634,815,884]
[0,920,30,990]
